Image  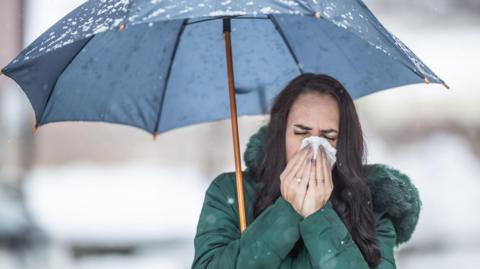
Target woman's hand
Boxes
[300,146,334,218]
[280,146,313,215]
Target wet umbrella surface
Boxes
[1,0,447,136]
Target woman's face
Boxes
[285,91,340,163]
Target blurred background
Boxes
[0,0,479,268]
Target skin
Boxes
[279,92,340,218]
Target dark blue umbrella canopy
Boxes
[1,0,447,135]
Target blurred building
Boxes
[1,1,42,269]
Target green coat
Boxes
[192,124,421,268]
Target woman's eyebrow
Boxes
[294,124,312,130]
[294,124,338,133]
[321,129,338,133]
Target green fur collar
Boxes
[242,124,421,247]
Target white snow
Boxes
[23,162,208,243]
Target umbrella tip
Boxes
[442,81,450,90]
[153,133,158,141]
[32,126,38,134]
[119,23,126,32]
[423,77,430,84]
[315,11,321,20]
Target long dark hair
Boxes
[252,73,381,268]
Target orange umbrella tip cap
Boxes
[423,77,430,84]
[32,126,38,134]
[119,23,126,32]
[315,11,321,20]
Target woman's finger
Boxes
[282,146,310,195]
[284,146,310,184]
[309,155,316,189]
[320,147,333,193]
[286,147,311,199]
[287,146,311,179]
[316,148,326,192]
[315,149,324,189]
[285,147,311,194]
[293,151,312,209]
[299,150,313,187]
[290,148,312,196]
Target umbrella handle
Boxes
[223,17,248,233]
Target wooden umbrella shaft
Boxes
[223,17,248,233]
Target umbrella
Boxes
[0,0,448,233]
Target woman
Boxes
[192,73,421,269]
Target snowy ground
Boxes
[24,163,207,243]
[21,163,207,269]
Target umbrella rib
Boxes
[153,19,188,135]
[123,0,134,27]
[185,15,269,26]
[186,16,228,25]
[355,24,429,82]
[363,23,427,80]
[376,29,440,82]
[356,1,440,82]
[232,16,270,20]
[38,36,94,127]
[317,24,362,78]
[267,14,304,74]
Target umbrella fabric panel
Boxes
[0,0,447,135]
[7,0,130,63]
[3,13,436,135]
[127,0,314,23]
[40,20,184,133]
[157,16,300,133]
[2,39,92,124]
[3,0,442,85]
[5,0,313,64]
[130,0,441,83]
[271,14,422,98]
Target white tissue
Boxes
[299,136,337,168]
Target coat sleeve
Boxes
[192,173,303,269]
[299,200,397,269]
